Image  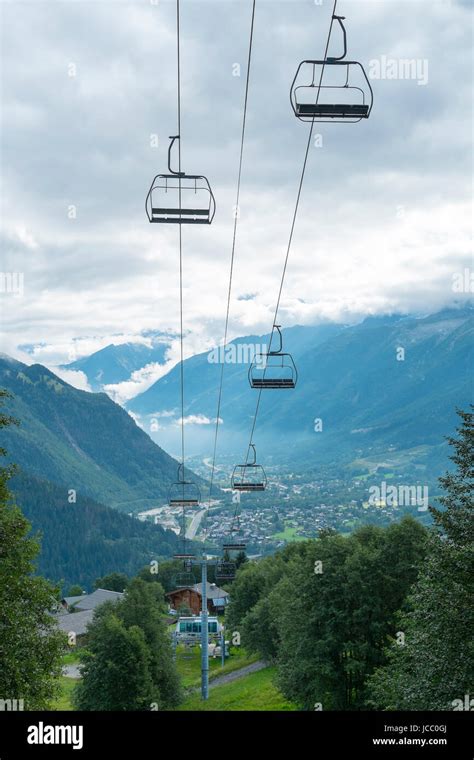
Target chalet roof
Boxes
[55,609,94,637]
[63,595,85,606]
[53,589,125,637]
[194,582,229,600]
[72,589,124,611]
[166,587,195,595]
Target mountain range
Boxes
[48,308,473,472]
[0,354,203,512]
[62,335,172,392]
[123,308,473,473]
[0,354,205,588]
[1,306,472,586]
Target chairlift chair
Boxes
[290,14,373,123]
[248,325,297,389]
[215,560,236,582]
[222,541,247,552]
[173,571,196,589]
[231,445,267,492]
[172,553,196,588]
[217,536,247,580]
[222,521,247,553]
[146,136,216,224]
[169,464,201,507]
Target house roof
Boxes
[194,582,229,600]
[72,588,124,611]
[55,609,94,637]
[63,595,85,606]
[53,589,125,637]
[166,587,195,596]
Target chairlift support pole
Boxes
[221,623,226,668]
[185,554,218,701]
[172,631,177,660]
[201,559,209,700]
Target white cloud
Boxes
[177,414,223,426]
[0,0,471,364]
[104,360,174,405]
[127,409,145,429]
[13,333,157,368]
[52,367,91,392]
[150,410,176,419]
[14,226,38,250]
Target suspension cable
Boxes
[203,0,257,539]
[243,0,339,467]
[176,0,187,550]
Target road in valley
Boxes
[186,508,207,540]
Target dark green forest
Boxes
[11,472,183,591]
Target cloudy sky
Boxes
[0,0,472,390]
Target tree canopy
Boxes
[74,578,181,710]
[0,389,65,709]
[367,407,474,709]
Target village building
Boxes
[166,582,229,616]
[56,589,125,642]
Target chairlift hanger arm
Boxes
[269,324,283,355]
[248,443,257,466]
[327,15,347,62]
[168,135,185,177]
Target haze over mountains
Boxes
[123,308,473,470]
[1,306,471,588]
[54,306,474,476]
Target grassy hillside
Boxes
[175,666,296,711]
[176,645,259,689]
[52,662,295,712]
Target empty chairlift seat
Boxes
[146,136,216,224]
[248,325,297,389]
[223,518,247,553]
[216,533,247,581]
[169,464,201,507]
[172,570,196,589]
[172,553,196,589]
[231,445,267,492]
[296,101,369,119]
[215,561,236,582]
[290,14,373,123]
[169,486,200,507]
[222,540,247,552]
